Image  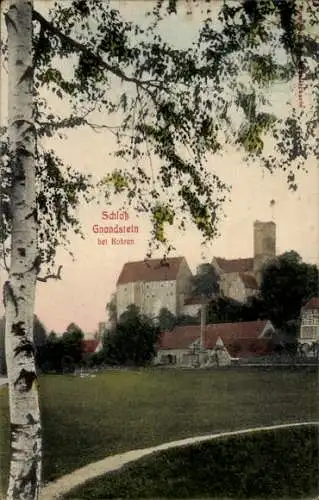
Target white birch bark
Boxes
[4,0,41,499]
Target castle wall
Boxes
[220,273,253,303]
[175,259,193,316]
[116,282,135,319]
[116,280,177,320]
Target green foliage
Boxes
[176,313,200,326]
[0,130,93,267]
[260,251,319,329]
[191,263,220,298]
[1,0,317,266]
[37,322,85,372]
[105,293,117,329]
[37,333,65,373]
[151,204,174,243]
[157,307,176,332]
[67,425,318,499]
[102,305,160,366]
[1,0,314,260]
[156,307,200,330]
[206,296,266,324]
[62,323,84,365]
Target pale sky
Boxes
[0,1,318,335]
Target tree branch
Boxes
[37,265,62,282]
[32,10,164,93]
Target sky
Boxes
[0,1,318,336]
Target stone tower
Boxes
[253,220,276,283]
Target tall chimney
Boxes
[199,298,207,366]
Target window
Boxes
[302,311,319,325]
[301,326,319,340]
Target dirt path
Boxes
[39,421,318,500]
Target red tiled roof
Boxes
[159,320,271,350]
[226,338,274,357]
[239,273,258,290]
[303,297,319,310]
[117,257,185,285]
[82,339,100,354]
[214,257,254,273]
[158,326,200,349]
[204,320,270,347]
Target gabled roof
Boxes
[117,257,186,285]
[214,257,254,274]
[82,339,100,354]
[158,327,200,350]
[239,273,258,290]
[158,320,272,350]
[303,297,319,310]
[204,320,271,348]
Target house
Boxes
[181,296,204,317]
[211,220,276,302]
[82,338,103,355]
[156,319,275,366]
[116,256,193,320]
[298,297,319,356]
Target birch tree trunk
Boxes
[4,0,41,498]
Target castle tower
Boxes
[253,220,276,284]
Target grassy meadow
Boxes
[0,367,318,497]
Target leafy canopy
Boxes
[260,250,318,329]
[1,0,318,267]
[192,263,220,298]
[103,304,160,366]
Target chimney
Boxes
[199,298,207,366]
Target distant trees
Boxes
[259,251,318,332]
[37,323,84,373]
[106,293,117,330]
[157,307,176,332]
[61,323,85,368]
[191,263,220,299]
[207,297,247,324]
[176,313,200,326]
[102,305,160,367]
[206,295,266,324]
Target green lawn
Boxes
[65,425,318,499]
[0,367,318,497]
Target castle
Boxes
[212,220,276,303]
[115,221,276,320]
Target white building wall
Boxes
[175,259,193,315]
[116,280,177,320]
[182,304,201,317]
[227,277,247,303]
[299,308,319,344]
[141,280,177,319]
[116,282,136,319]
[155,348,190,365]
